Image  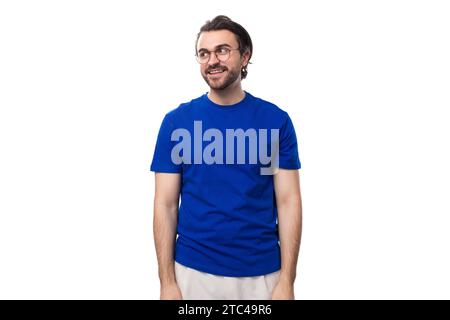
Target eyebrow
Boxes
[197,43,232,52]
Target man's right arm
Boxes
[153,172,182,300]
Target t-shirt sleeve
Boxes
[150,113,182,173]
[278,113,301,170]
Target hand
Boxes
[160,282,183,300]
[271,280,295,300]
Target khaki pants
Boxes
[175,261,280,300]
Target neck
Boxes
[208,81,245,106]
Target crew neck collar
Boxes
[203,91,251,110]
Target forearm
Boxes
[153,201,178,286]
[277,197,302,285]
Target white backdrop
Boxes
[0,0,449,299]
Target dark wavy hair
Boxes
[195,15,253,79]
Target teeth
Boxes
[209,69,225,74]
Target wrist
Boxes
[278,273,295,286]
[160,280,178,288]
[159,275,177,287]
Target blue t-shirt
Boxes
[150,91,301,277]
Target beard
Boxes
[202,66,240,90]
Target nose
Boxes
[207,51,219,65]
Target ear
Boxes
[241,50,251,67]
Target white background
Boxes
[0,0,449,299]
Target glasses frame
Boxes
[195,47,240,64]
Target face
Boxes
[196,30,249,90]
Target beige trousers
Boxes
[174,261,280,300]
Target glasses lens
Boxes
[217,48,230,62]
[196,52,209,64]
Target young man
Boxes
[150,15,302,300]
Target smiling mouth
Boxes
[207,68,227,76]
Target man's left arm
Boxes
[272,168,302,300]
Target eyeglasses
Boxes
[196,47,240,64]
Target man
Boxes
[150,15,302,300]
